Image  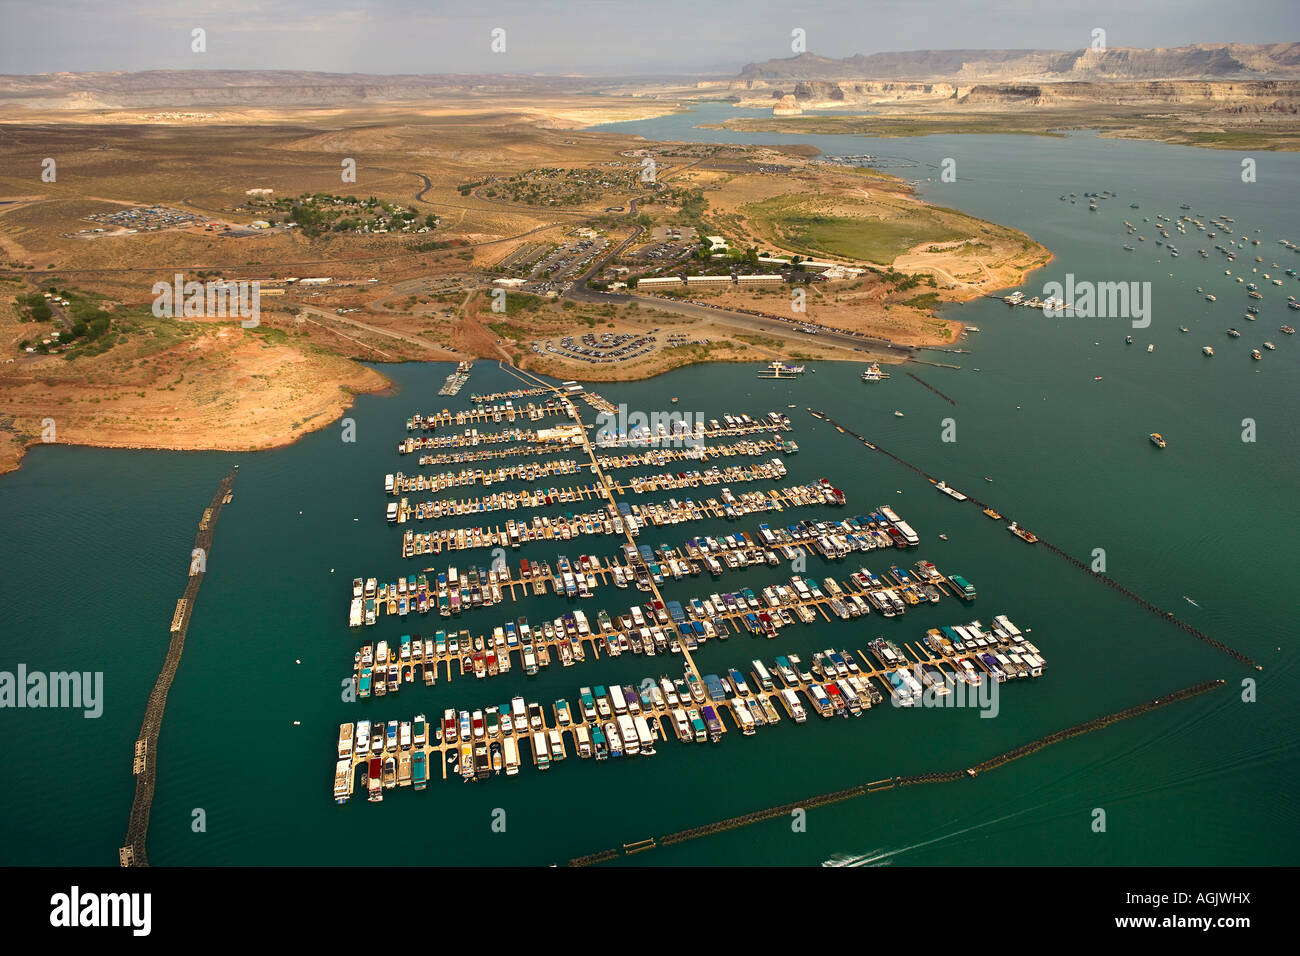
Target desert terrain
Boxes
[0,75,1060,473]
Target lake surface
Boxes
[1,105,1296,866]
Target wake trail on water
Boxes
[823,800,1061,867]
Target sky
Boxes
[0,0,1297,76]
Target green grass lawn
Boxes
[743,194,965,264]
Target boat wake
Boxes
[821,804,1054,867]
[821,851,881,867]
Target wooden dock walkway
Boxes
[337,614,1049,804]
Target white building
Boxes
[706,236,728,252]
[686,274,733,286]
[737,274,785,285]
[638,276,682,288]
[758,255,863,276]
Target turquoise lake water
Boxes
[1,104,1296,866]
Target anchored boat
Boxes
[1007,522,1039,544]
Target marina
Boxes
[397,480,851,557]
[154,192,1292,856]
[386,459,794,522]
[12,107,1291,871]
[356,505,940,625]
[437,360,474,396]
[334,609,1047,800]
[332,364,1048,803]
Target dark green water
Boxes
[2,106,1296,866]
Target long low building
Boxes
[685,275,733,286]
[638,276,683,288]
[758,255,863,276]
[736,274,785,285]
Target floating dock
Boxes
[334,610,1046,802]
[122,467,238,866]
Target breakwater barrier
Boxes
[807,409,1261,671]
[119,467,238,867]
[905,371,958,406]
[567,678,1224,865]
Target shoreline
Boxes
[0,367,394,479]
[0,103,1049,479]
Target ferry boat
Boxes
[860,363,890,382]
[1251,349,1262,360]
[1203,346,1215,356]
[1149,432,1167,448]
[757,361,806,379]
[1263,341,1277,350]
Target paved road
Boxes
[561,196,909,359]
[566,278,910,358]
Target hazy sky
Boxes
[1,0,1297,75]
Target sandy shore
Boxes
[0,332,390,477]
